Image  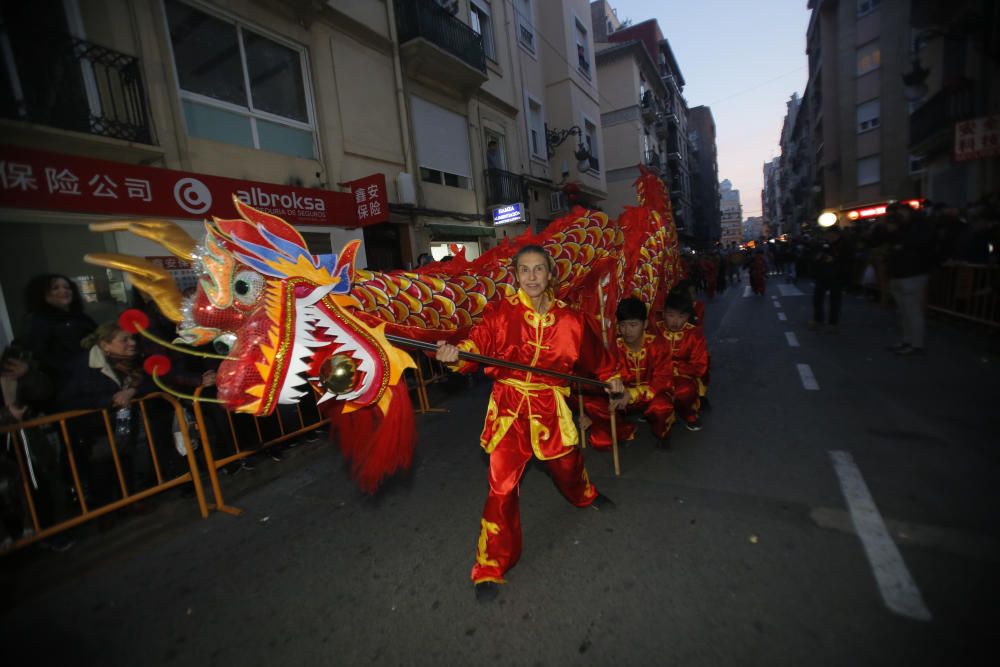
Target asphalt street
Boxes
[3,275,998,666]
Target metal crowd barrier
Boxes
[927,262,1000,328]
[190,387,330,516]
[0,392,208,554]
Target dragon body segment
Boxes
[87,166,681,492]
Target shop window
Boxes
[165,0,316,159]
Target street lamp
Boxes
[817,210,838,228]
[545,124,592,171]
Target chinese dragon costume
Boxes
[86,166,682,493]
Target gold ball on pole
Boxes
[319,354,357,394]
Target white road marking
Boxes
[777,312,787,321]
[773,300,782,308]
[778,284,806,297]
[742,286,752,297]
[829,451,933,621]
[785,331,799,347]
[796,363,819,390]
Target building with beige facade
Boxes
[806,0,917,212]
[0,0,609,342]
[593,36,671,218]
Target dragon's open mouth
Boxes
[207,283,389,415]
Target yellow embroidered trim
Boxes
[481,378,576,460]
[449,339,480,372]
[476,518,501,568]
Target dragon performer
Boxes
[85,166,682,493]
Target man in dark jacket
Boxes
[809,228,854,332]
[885,203,937,355]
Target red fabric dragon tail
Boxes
[323,382,416,494]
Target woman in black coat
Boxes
[2,274,97,412]
[59,322,154,505]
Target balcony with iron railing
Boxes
[0,31,154,145]
[909,82,977,154]
[644,148,661,168]
[483,168,526,206]
[640,90,657,121]
[394,0,487,93]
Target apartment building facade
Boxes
[907,0,999,208]
[593,14,693,234]
[719,179,743,247]
[804,0,918,214]
[0,0,611,338]
[593,38,671,218]
[688,105,721,249]
[0,0,403,335]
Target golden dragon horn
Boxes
[87,219,200,323]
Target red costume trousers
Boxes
[673,376,701,424]
[583,395,675,449]
[471,446,597,583]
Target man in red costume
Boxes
[435,245,624,602]
[583,297,675,450]
[661,291,709,431]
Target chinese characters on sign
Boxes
[0,145,385,228]
[146,256,198,293]
[342,173,389,226]
[954,115,1000,162]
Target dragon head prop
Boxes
[89,198,414,418]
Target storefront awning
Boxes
[428,223,495,241]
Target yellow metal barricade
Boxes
[190,387,330,516]
[927,263,1000,328]
[407,350,448,414]
[0,392,208,554]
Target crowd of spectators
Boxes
[0,274,320,551]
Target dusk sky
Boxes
[612,0,812,219]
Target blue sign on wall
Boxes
[492,202,525,225]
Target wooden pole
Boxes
[385,333,610,390]
[609,403,620,476]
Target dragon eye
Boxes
[233,270,264,305]
[213,332,237,355]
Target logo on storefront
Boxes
[173,177,212,214]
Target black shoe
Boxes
[474,581,500,603]
[895,345,924,356]
[656,434,672,450]
[41,535,75,552]
[684,417,703,432]
[590,492,617,511]
[269,448,283,462]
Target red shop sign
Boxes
[0,145,389,227]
